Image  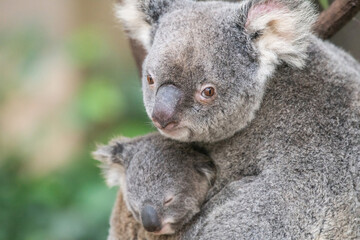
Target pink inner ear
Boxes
[246,1,284,27]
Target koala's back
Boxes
[183,36,360,239]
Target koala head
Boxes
[93,134,216,235]
[116,0,316,142]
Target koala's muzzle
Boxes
[141,205,162,232]
[152,84,183,130]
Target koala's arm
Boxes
[182,171,358,240]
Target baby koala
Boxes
[93,133,216,235]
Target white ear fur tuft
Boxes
[201,167,216,186]
[245,0,317,83]
[92,145,113,163]
[195,161,216,186]
[93,144,126,188]
[102,164,126,187]
[115,1,152,50]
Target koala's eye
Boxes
[147,75,154,85]
[196,84,217,104]
[164,197,174,206]
[201,87,215,98]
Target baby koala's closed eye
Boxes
[93,133,216,235]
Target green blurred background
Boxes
[0,0,358,239]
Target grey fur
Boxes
[111,0,360,239]
[93,133,216,235]
[179,37,360,239]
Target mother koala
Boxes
[109,0,360,239]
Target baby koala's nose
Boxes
[141,205,162,232]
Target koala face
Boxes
[143,3,261,143]
[93,134,215,235]
[117,0,316,142]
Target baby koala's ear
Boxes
[93,137,131,187]
[194,160,216,186]
[244,0,317,78]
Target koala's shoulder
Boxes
[272,36,360,109]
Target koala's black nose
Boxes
[141,205,162,232]
[152,84,183,130]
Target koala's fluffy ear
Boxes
[93,138,131,187]
[115,0,189,50]
[244,0,317,79]
[194,160,216,186]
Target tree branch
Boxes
[128,38,147,74]
[314,0,360,39]
[125,0,360,75]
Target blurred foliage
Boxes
[0,24,153,240]
[0,153,114,240]
[319,0,330,9]
[0,26,46,101]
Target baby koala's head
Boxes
[93,134,215,235]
